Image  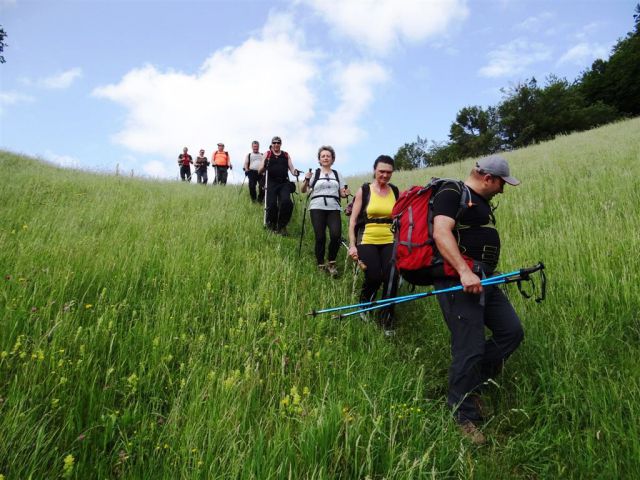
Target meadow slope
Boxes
[1,118,639,479]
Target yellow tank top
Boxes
[362,186,395,244]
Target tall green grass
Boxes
[1,117,639,479]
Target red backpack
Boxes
[391,178,473,285]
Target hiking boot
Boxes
[317,264,326,273]
[276,227,289,236]
[326,261,339,278]
[457,421,487,445]
[470,394,489,420]
[383,329,396,337]
[359,312,370,322]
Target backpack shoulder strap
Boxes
[361,182,371,208]
[431,179,471,223]
[389,183,399,200]
[332,169,340,185]
[311,168,321,188]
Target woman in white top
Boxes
[302,145,350,277]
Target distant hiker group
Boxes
[177,143,233,185]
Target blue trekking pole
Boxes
[307,263,546,318]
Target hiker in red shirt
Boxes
[177,147,193,182]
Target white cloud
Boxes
[44,150,80,168]
[0,90,35,114]
[514,12,555,33]
[478,39,552,78]
[557,42,609,66]
[312,61,388,147]
[300,0,469,55]
[92,12,388,178]
[39,67,83,89]
[142,160,173,178]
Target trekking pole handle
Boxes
[519,262,545,277]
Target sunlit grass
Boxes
[1,117,639,478]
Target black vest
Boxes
[266,151,289,183]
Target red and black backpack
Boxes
[391,178,474,285]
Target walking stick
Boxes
[238,171,247,196]
[308,263,546,318]
[297,192,311,259]
[263,160,270,227]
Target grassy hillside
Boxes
[1,117,639,479]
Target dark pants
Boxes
[309,209,341,265]
[214,166,229,185]
[247,170,264,202]
[196,168,208,184]
[356,243,398,328]
[434,279,524,423]
[266,181,293,231]
[180,165,191,182]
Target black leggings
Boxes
[309,209,342,265]
[357,243,398,328]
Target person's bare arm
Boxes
[433,215,482,293]
[347,188,363,260]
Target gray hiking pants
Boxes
[434,279,524,423]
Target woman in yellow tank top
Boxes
[348,155,399,335]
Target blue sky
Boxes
[0,0,636,182]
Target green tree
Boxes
[0,26,7,64]
[424,141,461,166]
[579,4,640,115]
[496,78,540,148]
[498,76,619,149]
[536,76,618,140]
[448,105,502,158]
[393,135,429,170]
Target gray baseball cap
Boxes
[476,155,520,186]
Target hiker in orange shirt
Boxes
[212,143,232,185]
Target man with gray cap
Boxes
[431,154,522,445]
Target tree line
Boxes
[394,4,640,170]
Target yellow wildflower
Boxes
[62,454,75,478]
[290,386,301,405]
[127,373,139,391]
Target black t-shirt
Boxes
[431,181,500,271]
